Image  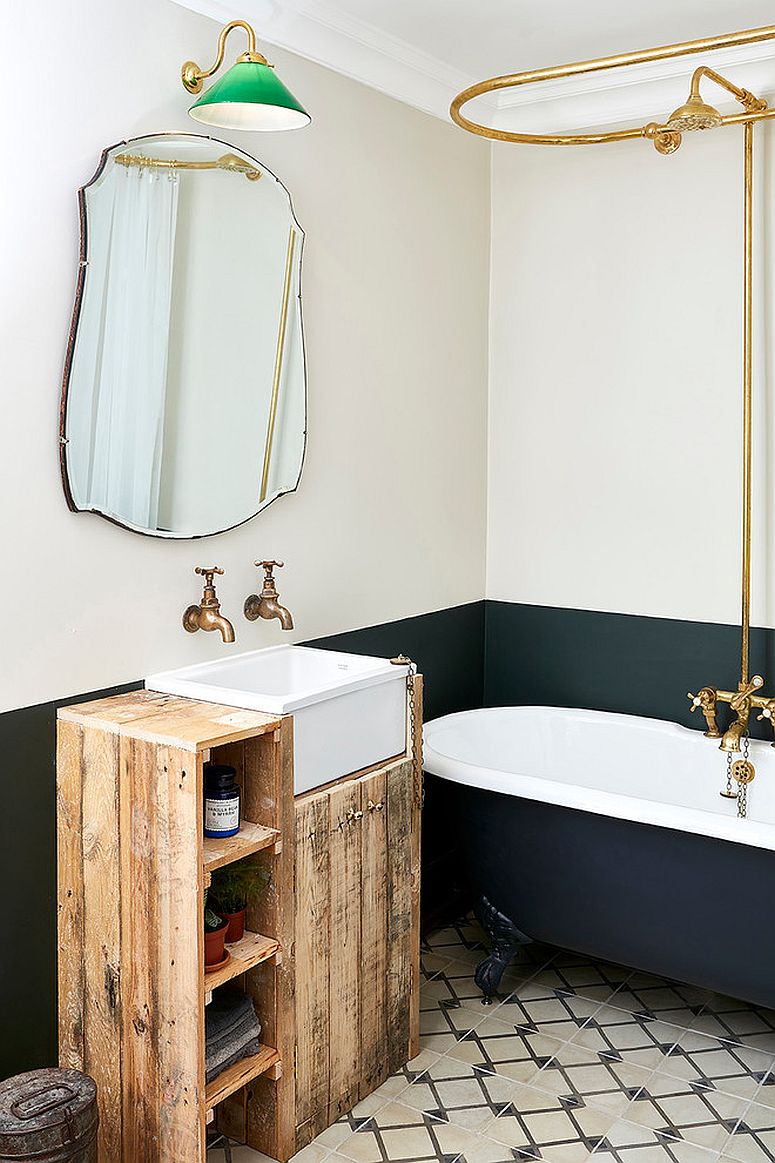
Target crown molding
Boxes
[172,0,775,133]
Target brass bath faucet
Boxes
[183,567,236,643]
[244,560,294,630]
[689,675,775,752]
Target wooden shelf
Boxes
[205,1044,281,1111]
[204,932,280,992]
[204,822,281,874]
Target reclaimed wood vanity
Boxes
[56,679,422,1162]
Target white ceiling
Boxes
[175,0,775,128]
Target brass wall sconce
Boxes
[182,19,310,132]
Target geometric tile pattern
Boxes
[207,915,775,1163]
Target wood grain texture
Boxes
[59,691,280,751]
[81,725,122,1160]
[386,759,414,1076]
[238,718,296,1161]
[359,770,388,1100]
[327,782,363,1125]
[358,772,388,1097]
[56,719,86,1072]
[293,790,331,1139]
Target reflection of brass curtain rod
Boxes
[114,152,261,180]
[260,228,297,504]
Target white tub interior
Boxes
[423,706,775,851]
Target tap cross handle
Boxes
[195,566,224,588]
[255,560,284,573]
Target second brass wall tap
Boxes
[244,560,294,630]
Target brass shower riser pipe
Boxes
[741,121,754,685]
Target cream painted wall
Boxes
[487,121,775,627]
[0,0,490,713]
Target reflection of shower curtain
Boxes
[72,165,179,529]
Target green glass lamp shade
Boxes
[189,60,310,131]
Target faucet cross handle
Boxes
[195,566,225,587]
[255,560,284,573]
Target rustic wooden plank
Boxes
[327,781,362,1125]
[156,745,203,1161]
[57,719,86,1072]
[245,717,296,1162]
[206,1045,281,1110]
[119,736,161,1160]
[81,725,122,1161]
[203,822,281,873]
[359,770,389,1100]
[293,789,331,1138]
[385,759,414,1076]
[60,692,281,751]
[203,932,279,992]
[409,676,423,1060]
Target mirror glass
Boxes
[61,133,306,537]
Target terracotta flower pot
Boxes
[223,908,246,944]
[204,919,229,967]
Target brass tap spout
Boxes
[183,567,236,643]
[244,560,294,630]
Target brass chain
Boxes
[391,655,423,806]
[738,734,750,818]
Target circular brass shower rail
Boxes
[450,22,775,148]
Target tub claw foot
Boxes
[474,896,532,1004]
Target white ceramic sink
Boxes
[146,645,409,794]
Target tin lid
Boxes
[205,763,237,789]
[0,1069,98,1155]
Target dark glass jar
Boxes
[204,764,240,839]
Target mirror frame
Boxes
[59,131,308,539]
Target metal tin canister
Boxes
[0,1069,98,1162]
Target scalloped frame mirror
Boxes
[60,132,307,538]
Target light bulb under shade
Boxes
[188,60,311,132]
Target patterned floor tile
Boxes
[533,1043,654,1115]
[482,1080,619,1160]
[691,1002,775,1058]
[331,1099,470,1163]
[445,1012,566,1083]
[210,915,775,1163]
[591,1119,722,1163]
[655,1030,775,1100]
[723,1102,775,1162]
[626,1071,751,1151]
[399,1053,526,1132]
[571,1008,688,1068]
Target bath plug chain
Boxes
[391,655,422,807]
[735,735,754,818]
[721,753,737,800]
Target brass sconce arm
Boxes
[182,19,268,95]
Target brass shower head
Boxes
[665,66,766,134]
[666,92,723,132]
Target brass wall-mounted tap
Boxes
[244,560,294,630]
[183,567,236,643]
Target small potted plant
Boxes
[210,860,271,943]
[204,888,229,969]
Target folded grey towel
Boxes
[205,989,263,1085]
[206,1036,262,1084]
